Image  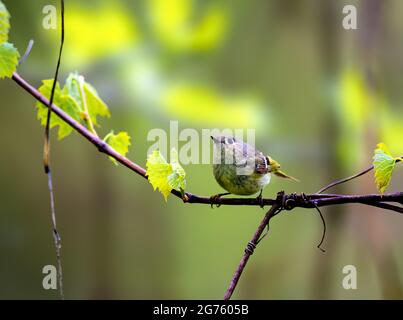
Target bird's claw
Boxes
[256,191,265,208]
[210,194,223,208]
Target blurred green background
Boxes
[0,0,403,299]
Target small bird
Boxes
[211,135,298,202]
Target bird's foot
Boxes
[256,190,265,208]
[209,193,231,208]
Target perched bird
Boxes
[211,135,298,202]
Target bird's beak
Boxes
[211,136,218,143]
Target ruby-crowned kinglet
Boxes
[211,136,298,197]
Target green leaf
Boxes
[36,73,115,140]
[146,149,186,201]
[0,42,19,79]
[104,131,131,165]
[64,72,110,126]
[146,150,173,201]
[36,80,82,140]
[373,143,399,194]
[64,73,84,111]
[0,1,10,44]
[167,148,186,192]
[84,82,111,126]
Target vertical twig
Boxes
[47,170,63,298]
[224,203,281,300]
[43,0,65,300]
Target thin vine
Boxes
[42,0,65,300]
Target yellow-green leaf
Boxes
[146,150,173,201]
[83,81,110,126]
[146,149,186,201]
[64,72,110,127]
[0,1,10,44]
[36,80,82,140]
[168,148,186,192]
[0,42,19,79]
[104,131,131,165]
[373,143,398,194]
[64,73,84,112]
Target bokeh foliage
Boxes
[0,0,402,299]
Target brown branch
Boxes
[221,192,403,299]
[313,193,403,209]
[363,202,403,214]
[12,73,148,177]
[224,201,282,300]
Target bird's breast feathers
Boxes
[213,163,271,195]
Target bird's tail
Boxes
[267,157,300,182]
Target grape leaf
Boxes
[104,131,131,165]
[37,74,111,139]
[0,1,10,44]
[64,73,84,111]
[373,143,399,194]
[167,148,186,192]
[83,81,110,126]
[146,150,173,201]
[64,73,110,126]
[36,80,82,140]
[0,42,19,79]
[146,149,186,201]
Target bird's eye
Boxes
[226,137,234,144]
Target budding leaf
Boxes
[64,72,110,126]
[104,131,131,165]
[373,143,399,194]
[64,73,84,111]
[36,80,82,139]
[146,149,186,201]
[146,150,172,201]
[0,42,19,79]
[83,81,110,126]
[0,1,10,44]
[167,148,186,192]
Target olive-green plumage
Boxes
[211,136,298,196]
